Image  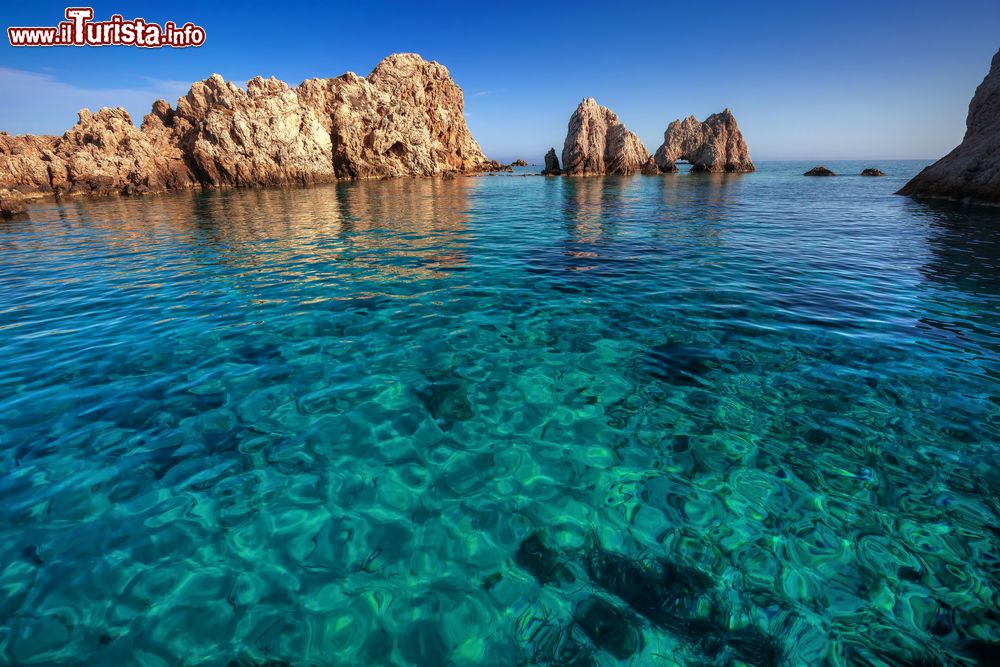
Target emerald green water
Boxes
[0,162,998,665]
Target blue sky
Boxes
[1,0,998,161]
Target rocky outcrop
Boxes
[542,148,561,175]
[861,168,886,177]
[511,159,528,167]
[804,166,836,176]
[561,99,650,175]
[0,53,488,200]
[898,48,1000,204]
[475,160,513,173]
[0,133,58,193]
[654,109,754,173]
[0,188,29,218]
[641,155,660,175]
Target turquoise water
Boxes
[1,161,998,666]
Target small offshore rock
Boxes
[861,168,886,176]
[542,147,561,175]
[640,155,660,175]
[804,166,836,176]
[476,159,513,173]
[510,159,528,166]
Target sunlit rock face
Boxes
[0,53,489,198]
[654,109,755,173]
[561,98,651,175]
[898,48,1000,204]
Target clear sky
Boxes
[1,0,998,162]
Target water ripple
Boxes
[0,162,998,665]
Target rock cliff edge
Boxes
[898,48,1000,204]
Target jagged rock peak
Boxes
[561,98,650,175]
[898,48,1000,204]
[654,108,754,173]
[542,148,561,175]
[0,53,490,200]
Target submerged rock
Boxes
[804,166,836,176]
[414,370,473,430]
[0,53,488,198]
[515,533,576,586]
[574,597,644,660]
[898,48,1000,204]
[542,148,561,175]
[0,188,28,218]
[585,549,714,630]
[561,98,650,175]
[861,168,886,176]
[643,341,716,386]
[654,109,754,173]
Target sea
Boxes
[1,160,998,666]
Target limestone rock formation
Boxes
[654,109,754,173]
[861,168,886,177]
[561,99,650,175]
[804,166,836,176]
[167,74,333,187]
[898,48,1000,204]
[301,54,487,179]
[0,133,58,193]
[542,148,561,175]
[511,159,528,167]
[0,53,488,200]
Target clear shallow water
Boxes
[1,161,999,666]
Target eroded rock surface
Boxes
[561,99,650,175]
[0,53,488,200]
[654,109,754,173]
[898,48,1000,204]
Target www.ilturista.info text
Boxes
[8,7,205,48]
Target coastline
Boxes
[4,45,998,214]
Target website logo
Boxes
[8,7,206,48]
